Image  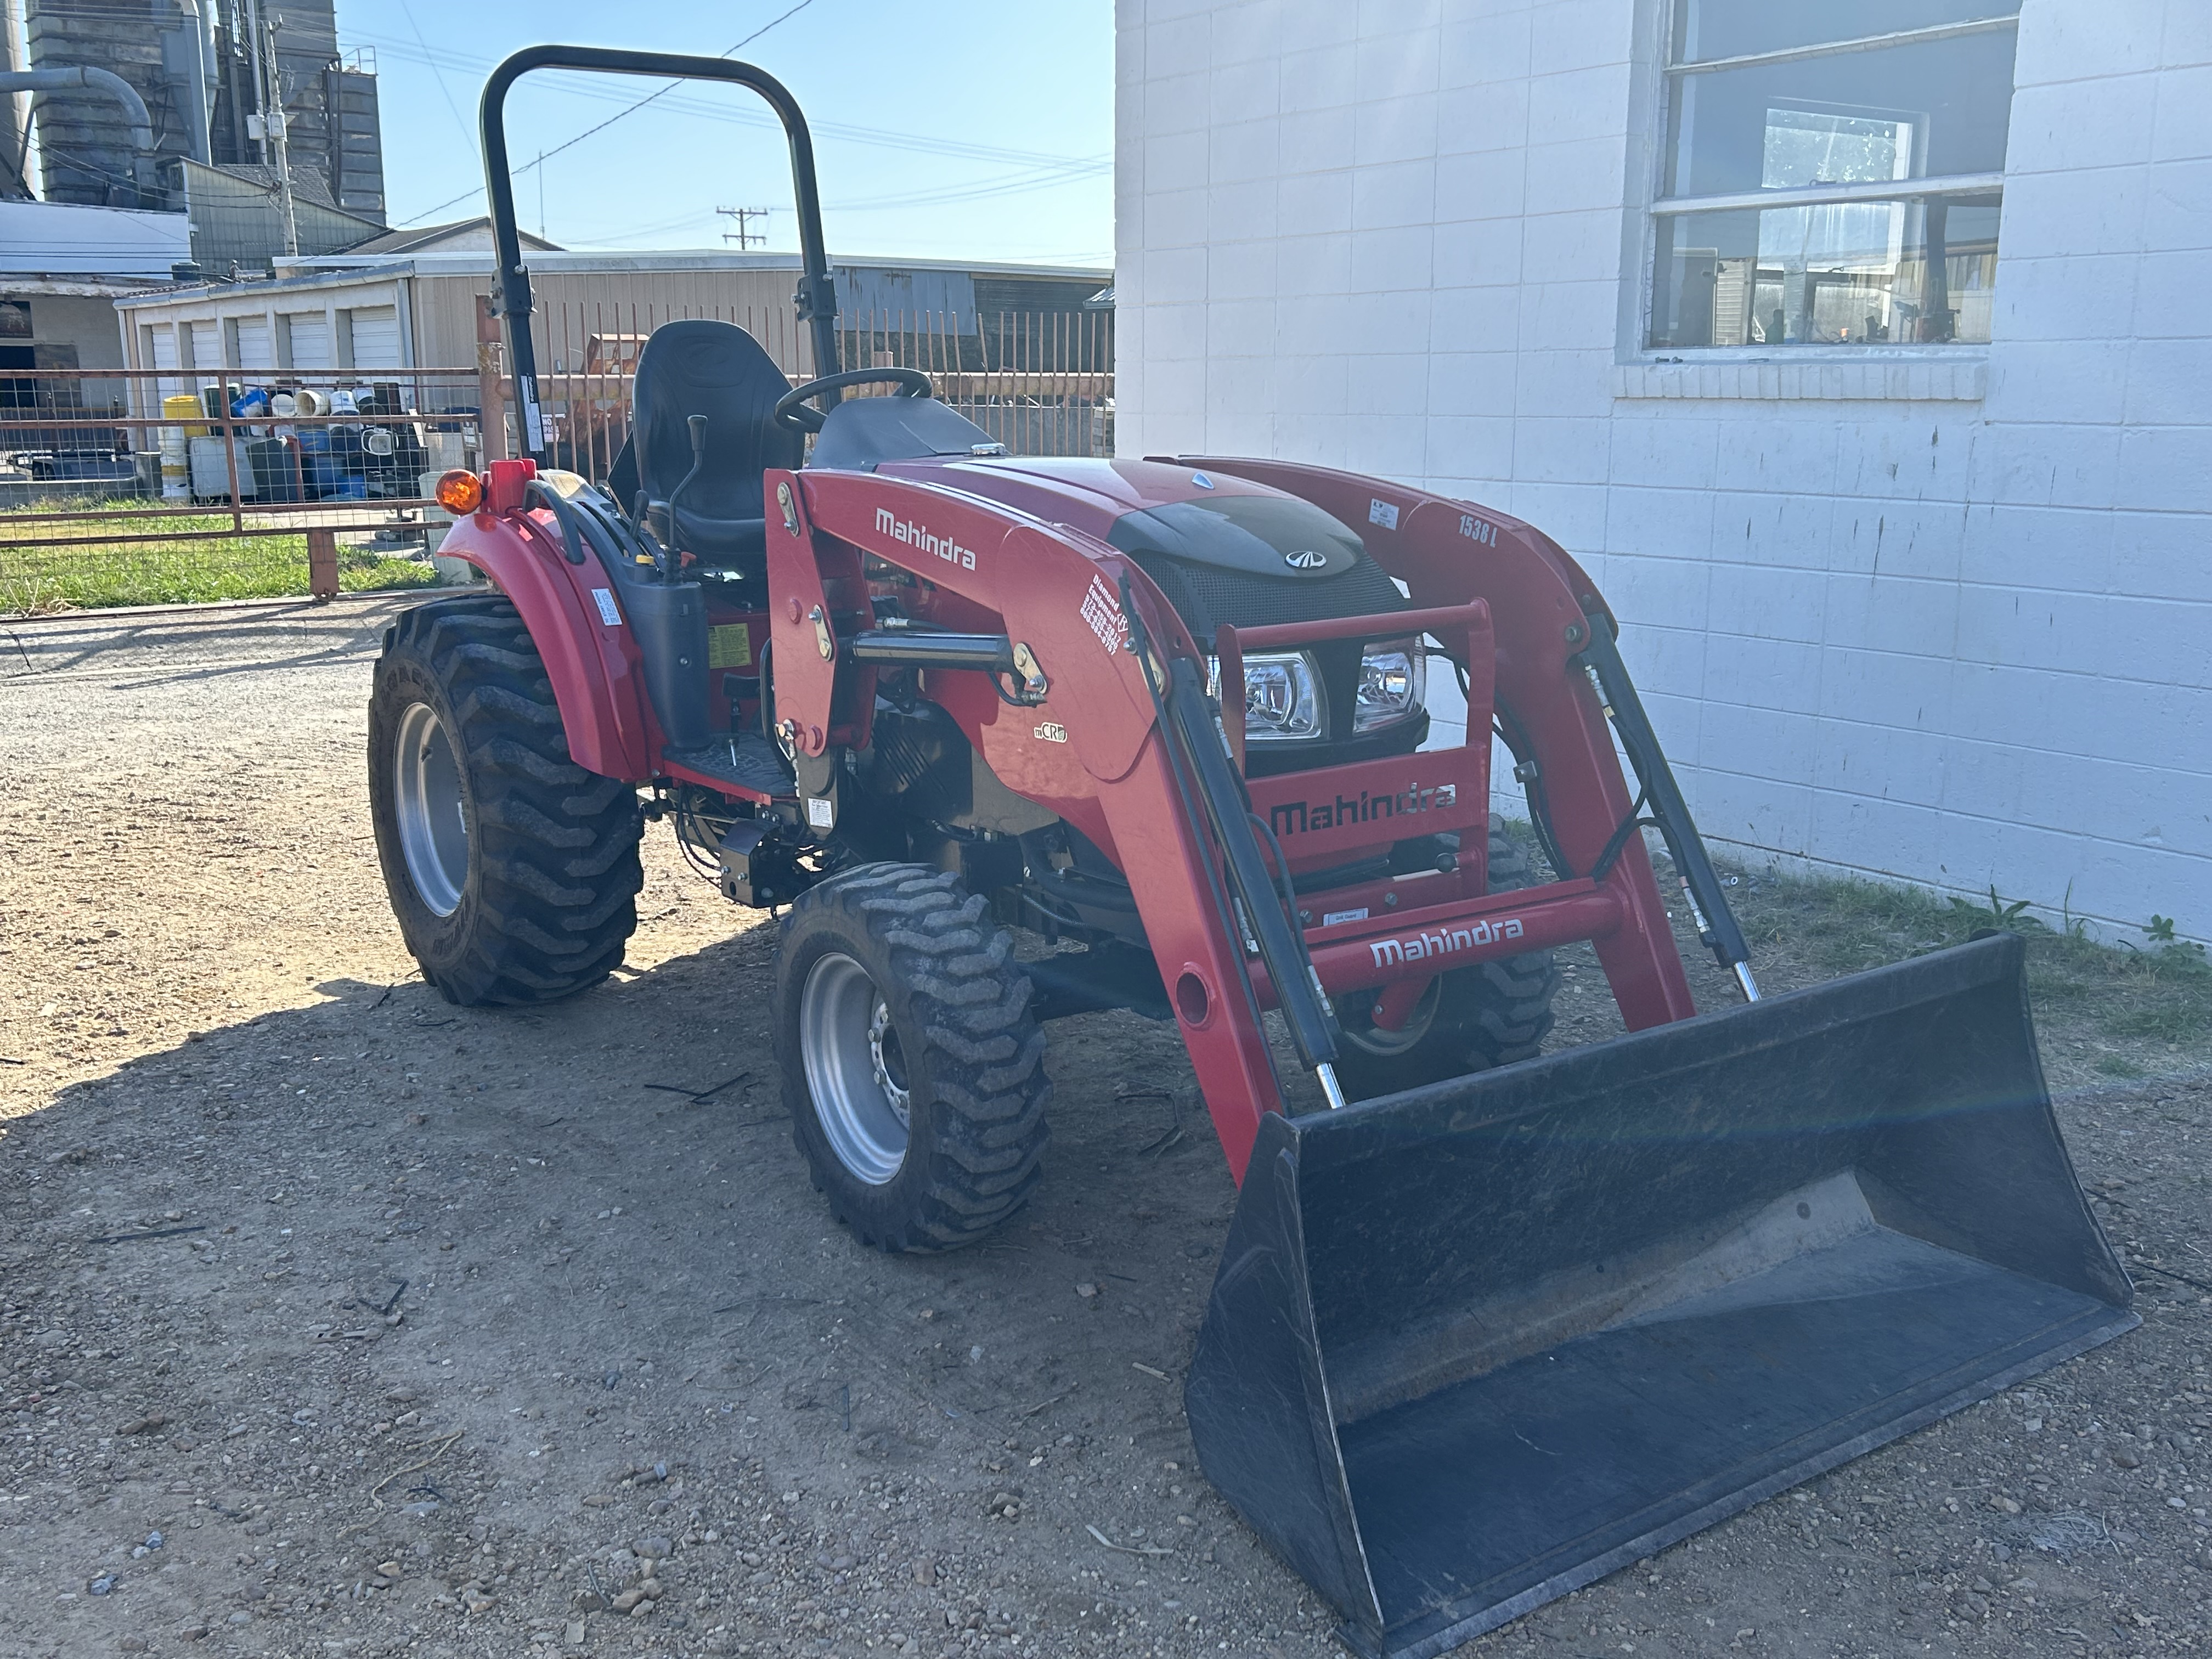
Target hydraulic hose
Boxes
[1574,607,1759,1002]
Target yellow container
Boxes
[160,393,203,499]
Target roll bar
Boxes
[477,45,842,465]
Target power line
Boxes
[393,0,471,145]
[360,30,1107,180]
[829,162,1111,214]
[394,0,819,226]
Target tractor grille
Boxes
[1127,552,1408,644]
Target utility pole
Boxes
[262,14,296,258]
[716,206,770,249]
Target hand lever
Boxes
[659,415,710,581]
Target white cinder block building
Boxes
[1113,0,2211,942]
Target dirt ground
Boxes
[1,597,2206,1659]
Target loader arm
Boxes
[780,468,1307,1175]
[774,461,1741,1175]
[1175,455,1726,1026]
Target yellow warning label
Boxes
[708,623,753,669]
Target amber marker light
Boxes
[435,470,486,515]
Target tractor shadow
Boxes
[0,923,1246,1639]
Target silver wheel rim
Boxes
[799,951,911,1185]
[394,701,469,917]
[1340,978,1442,1057]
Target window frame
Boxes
[1632,3,2020,364]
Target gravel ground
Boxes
[0,597,2205,1659]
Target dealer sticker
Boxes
[1368,498,1400,531]
[1080,573,1129,655]
[590,588,622,627]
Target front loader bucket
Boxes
[1186,934,2134,1659]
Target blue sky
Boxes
[346,0,1114,267]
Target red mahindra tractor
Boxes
[368,47,2132,1659]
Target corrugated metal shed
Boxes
[110,251,1113,420]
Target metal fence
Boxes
[1,364,484,616]
[2,304,1114,617]
[529,302,1114,484]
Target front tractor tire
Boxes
[368,595,644,1006]
[1329,821,1563,1100]
[774,865,1051,1252]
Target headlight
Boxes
[1355,637,1426,732]
[1209,650,1326,741]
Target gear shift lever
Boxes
[652,414,710,581]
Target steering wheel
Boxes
[774,368,936,433]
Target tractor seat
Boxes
[606,319,804,569]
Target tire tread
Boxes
[369,595,642,1007]
[776,864,1050,1252]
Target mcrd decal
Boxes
[1370,916,1526,966]
[874,506,977,571]
[1033,721,1068,743]
[1267,781,1457,838]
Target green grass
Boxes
[2,499,438,614]
[1730,865,2212,1050]
[1496,815,2212,1058]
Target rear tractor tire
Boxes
[774,864,1051,1251]
[368,595,644,1006]
[1329,821,1562,1100]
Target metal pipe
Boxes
[0,66,156,156]
[0,0,30,199]
[174,0,217,165]
[0,65,156,203]
[245,0,267,163]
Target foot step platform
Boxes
[662,731,795,800]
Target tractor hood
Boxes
[877,456,1408,644]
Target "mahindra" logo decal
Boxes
[1370,916,1525,967]
[1268,781,1455,838]
[875,507,977,570]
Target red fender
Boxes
[432,505,655,783]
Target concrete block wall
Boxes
[1114,0,2212,942]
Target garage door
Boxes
[347,306,401,370]
[284,312,331,370]
[232,315,270,372]
[146,323,182,398]
[186,319,219,373]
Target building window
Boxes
[1647,3,2018,351]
